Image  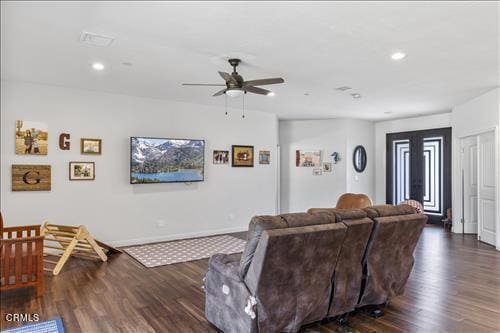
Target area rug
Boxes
[2,317,64,333]
[123,235,246,268]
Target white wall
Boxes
[451,88,499,245]
[345,119,375,197]
[374,113,453,204]
[1,81,279,246]
[279,119,375,213]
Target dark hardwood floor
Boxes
[1,226,500,332]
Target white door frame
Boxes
[454,126,499,250]
[477,130,497,246]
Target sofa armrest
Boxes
[208,253,242,282]
[205,253,257,333]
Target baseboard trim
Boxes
[451,222,478,234]
[108,226,248,247]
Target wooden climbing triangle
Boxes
[41,222,121,275]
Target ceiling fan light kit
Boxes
[225,88,245,98]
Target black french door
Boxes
[386,127,452,224]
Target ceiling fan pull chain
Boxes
[242,93,246,119]
[225,93,228,116]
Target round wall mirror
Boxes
[353,145,367,173]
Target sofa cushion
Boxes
[239,213,336,278]
[328,217,374,317]
[307,208,367,221]
[357,213,427,307]
[244,223,347,333]
[280,212,335,227]
[363,204,416,218]
[239,215,286,278]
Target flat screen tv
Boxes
[130,137,205,184]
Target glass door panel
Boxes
[387,128,451,224]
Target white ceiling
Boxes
[1,1,498,120]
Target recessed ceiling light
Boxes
[267,91,275,97]
[91,62,105,71]
[391,52,406,60]
[351,93,362,99]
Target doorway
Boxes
[386,127,452,224]
[461,131,497,246]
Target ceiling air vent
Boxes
[335,86,352,91]
[80,32,114,47]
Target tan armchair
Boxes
[336,193,373,209]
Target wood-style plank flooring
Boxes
[1,226,500,332]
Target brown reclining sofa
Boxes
[204,204,427,332]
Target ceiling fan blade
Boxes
[213,88,227,96]
[182,83,226,86]
[243,78,284,86]
[218,71,237,84]
[244,86,271,95]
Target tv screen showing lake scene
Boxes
[131,137,205,183]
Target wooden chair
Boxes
[0,213,45,296]
[336,193,373,209]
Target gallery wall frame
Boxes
[259,150,270,165]
[81,138,102,155]
[69,162,95,181]
[296,150,322,167]
[232,145,254,167]
[15,120,48,155]
[213,150,229,165]
[12,164,51,191]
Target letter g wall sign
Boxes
[12,165,51,191]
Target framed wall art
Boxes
[232,145,254,167]
[69,162,95,180]
[81,138,102,155]
[259,150,270,165]
[213,150,229,165]
[12,164,51,191]
[296,150,321,167]
[15,120,48,155]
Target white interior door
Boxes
[461,136,478,233]
[478,131,496,246]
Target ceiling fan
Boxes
[182,59,284,97]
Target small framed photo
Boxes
[69,162,95,180]
[313,168,323,176]
[15,120,48,155]
[296,150,321,167]
[213,150,229,165]
[259,150,270,165]
[81,138,102,155]
[323,162,332,172]
[232,145,254,167]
